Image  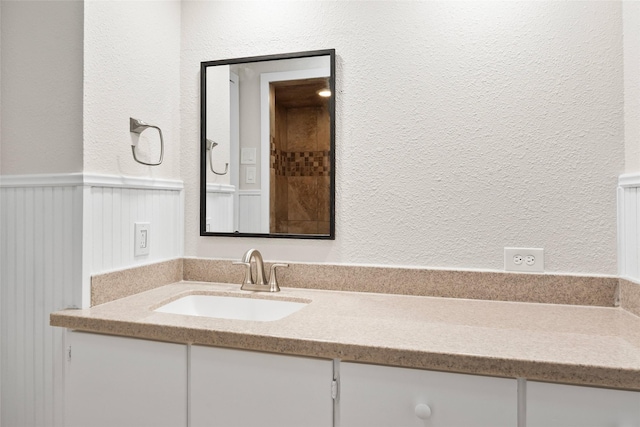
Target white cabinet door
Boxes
[339,362,517,427]
[190,345,333,427]
[65,331,188,427]
[527,381,640,427]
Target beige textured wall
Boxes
[183,2,624,275]
[1,1,84,175]
[624,1,640,174]
[83,0,181,178]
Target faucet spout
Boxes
[232,248,268,290]
[240,248,267,286]
[232,249,286,292]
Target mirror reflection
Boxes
[201,50,335,239]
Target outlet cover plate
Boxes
[504,247,544,273]
[134,222,150,257]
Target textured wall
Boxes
[0,1,84,174]
[624,1,640,174]
[83,0,181,179]
[184,1,625,274]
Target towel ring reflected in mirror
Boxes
[207,139,229,176]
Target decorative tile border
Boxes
[92,257,626,310]
[271,145,330,177]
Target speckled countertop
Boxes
[50,281,640,391]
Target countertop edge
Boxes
[49,308,640,392]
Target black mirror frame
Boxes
[200,49,336,239]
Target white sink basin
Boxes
[154,295,308,321]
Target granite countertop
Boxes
[50,281,640,391]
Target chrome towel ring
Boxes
[129,117,164,166]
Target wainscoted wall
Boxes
[0,173,183,427]
[0,179,82,427]
[205,183,234,233]
[88,177,184,277]
[619,174,640,281]
[238,190,262,233]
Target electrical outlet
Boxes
[134,222,150,257]
[504,247,544,273]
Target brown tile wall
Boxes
[270,105,330,233]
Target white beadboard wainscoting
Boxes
[238,190,262,233]
[0,182,82,427]
[89,182,184,275]
[206,187,262,233]
[619,174,640,281]
[205,183,235,232]
[0,173,184,427]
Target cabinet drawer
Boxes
[527,381,640,427]
[339,362,517,427]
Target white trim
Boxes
[618,175,640,280]
[81,185,93,309]
[206,183,235,193]
[237,189,261,196]
[0,173,184,191]
[617,186,625,276]
[83,174,183,190]
[230,72,240,231]
[0,173,86,187]
[618,173,640,188]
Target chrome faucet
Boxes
[233,249,288,292]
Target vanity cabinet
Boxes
[64,331,188,427]
[62,330,640,427]
[338,362,517,427]
[190,345,334,427]
[527,380,640,427]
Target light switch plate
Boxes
[241,148,256,165]
[134,222,150,257]
[246,167,256,184]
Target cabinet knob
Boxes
[415,403,432,420]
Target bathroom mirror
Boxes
[200,49,335,239]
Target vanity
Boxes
[51,279,640,427]
[50,47,640,426]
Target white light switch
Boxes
[134,222,150,256]
[241,148,256,165]
[246,167,256,184]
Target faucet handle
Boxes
[268,263,289,292]
[232,261,254,285]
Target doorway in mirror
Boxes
[270,78,331,234]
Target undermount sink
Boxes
[154,295,308,321]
